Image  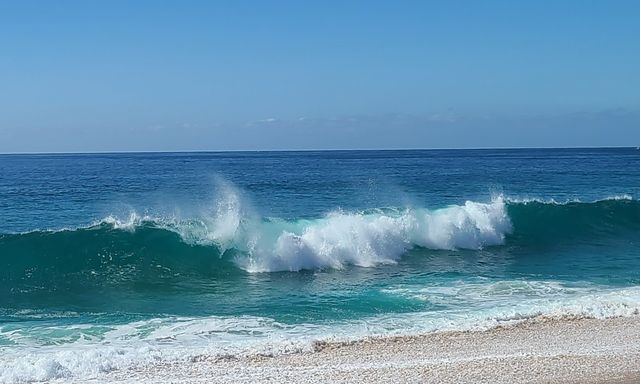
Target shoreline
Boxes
[99,315,640,383]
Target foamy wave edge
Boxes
[5,192,636,273]
[91,193,637,273]
[2,284,640,383]
[95,196,512,272]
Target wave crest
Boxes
[238,198,510,272]
[2,192,638,276]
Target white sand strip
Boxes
[99,316,640,384]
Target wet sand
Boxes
[101,316,640,383]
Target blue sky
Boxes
[1,0,639,152]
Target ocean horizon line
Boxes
[0,145,637,156]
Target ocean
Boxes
[1,148,639,382]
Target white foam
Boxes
[236,197,511,272]
[606,194,634,201]
[64,182,640,273]
[94,190,512,273]
[2,284,640,383]
[503,194,635,204]
[100,212,151,231]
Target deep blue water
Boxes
[2,148,639,232]
[1,148,640,381]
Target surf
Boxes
[1,195,638,286]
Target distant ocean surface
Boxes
[1,148,640,382]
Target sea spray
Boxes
[2,197,639,281]
[237,197,511,272]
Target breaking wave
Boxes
[1,191,638,283]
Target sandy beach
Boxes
[96,315,640,384]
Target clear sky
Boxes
[1,0,639,152]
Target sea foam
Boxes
[91,186,512,272]
[236,197,511,272]
[3,283,640,383]
[85,189,640,273]
[7,187,638,275]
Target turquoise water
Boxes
[1,148,639,382]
